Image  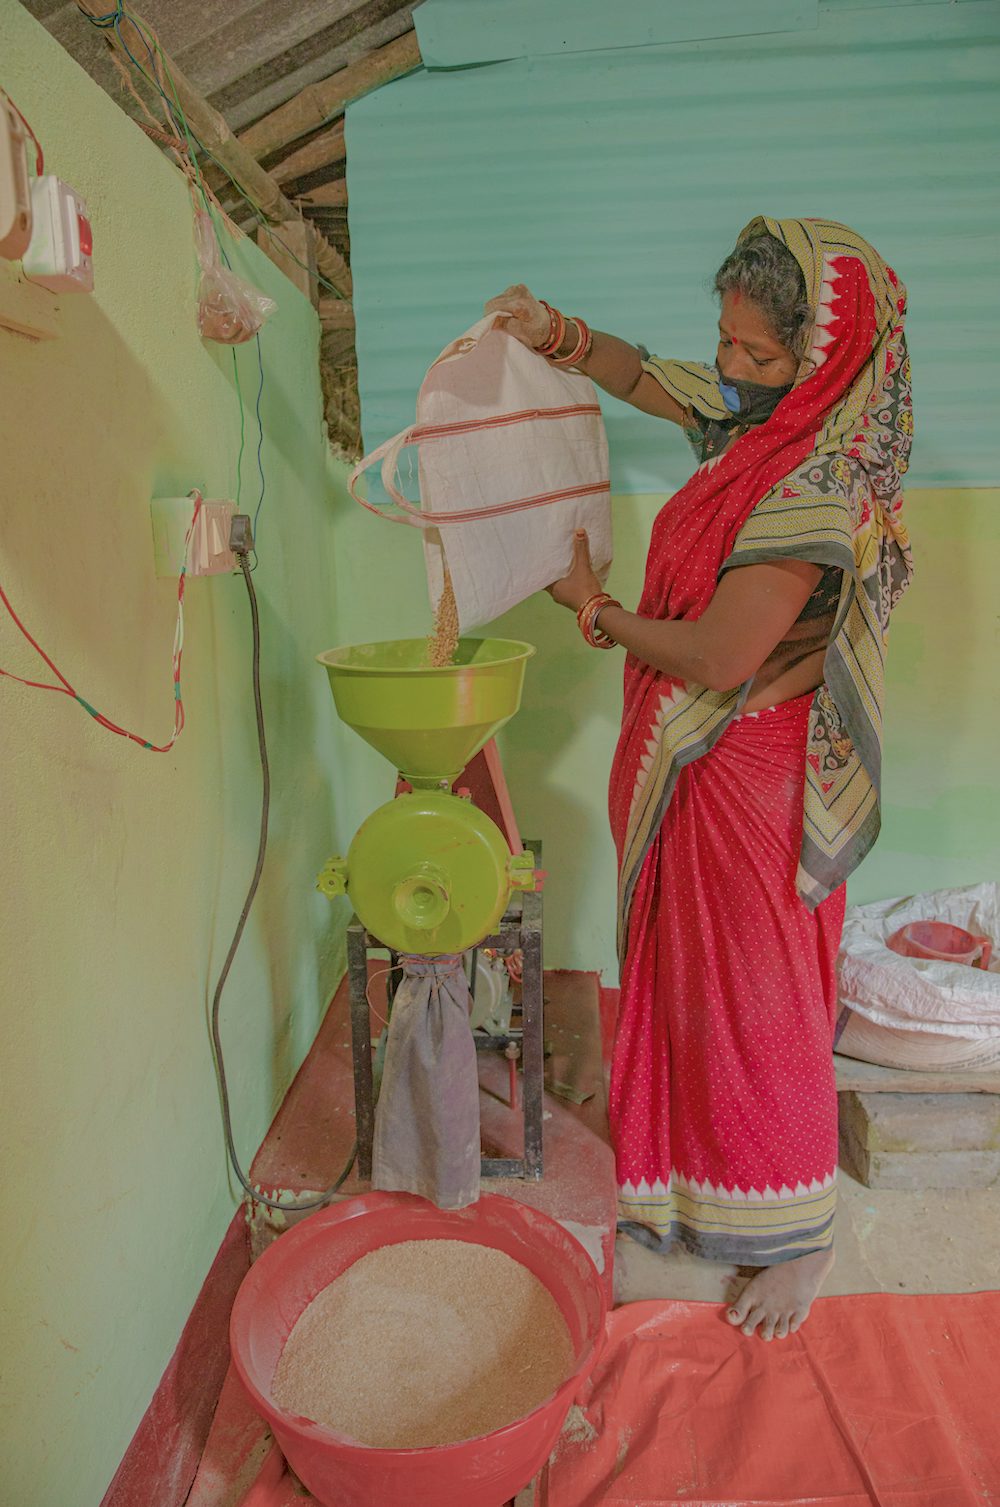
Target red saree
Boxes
[609,218,914,1257]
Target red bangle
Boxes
[577,592,620,649]
[576,593,603,625]
[551,316,592,367]
[536,301,566,356]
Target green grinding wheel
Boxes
[346,791,514,955]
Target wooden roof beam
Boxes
[240,30,421,161]
[299,180,348,209]
[319,298,356,332]
[272,121,346,186]
[74,2,352,298]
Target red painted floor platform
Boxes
[246,966,616,1274]
[103,968,616,1507]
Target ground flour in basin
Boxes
[272,1238,574,1448]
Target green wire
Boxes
[105,5,353,514]
[127,12,249,508]
[146,14,348,300]
[92,6,349,294]
[231,348,246,508]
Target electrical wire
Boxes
[81,5,280,538]
[249,210,350,302]
[82,0,355,557]
[79,9,258,509]
[364,965,401,1030]
[183,126,350,302]
[0,491,200,750]
[252,333,267,540]
[209,539,357,1212]
[3,92,44,174]
[215,240,265,538]
[79,3,351,303]
[230,345,247,510]
[183,138,351,304]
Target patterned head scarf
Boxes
[610,216,914,962]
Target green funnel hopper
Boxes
[317,638,535,786]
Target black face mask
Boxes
[716,364,793,424]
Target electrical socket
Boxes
[151,496,238,578]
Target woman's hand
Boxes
[483,283,550,349]
[548,530,605,612]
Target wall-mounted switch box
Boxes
[151,496,238,578]
[22,176,93,293]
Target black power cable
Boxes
[209,524,357,1212]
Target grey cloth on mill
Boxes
[372,954,481,1210]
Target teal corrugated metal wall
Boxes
[414,0,818,66]
[342,1,1000,973]
[348,0,1000,495]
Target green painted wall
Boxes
[0,5,356,1503]
[850,489,1000,905]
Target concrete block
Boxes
[840,1091,1000,1153]
[840,1142,1000,1191]
[839,1090,1000,1188]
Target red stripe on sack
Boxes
[418,479,611,525]
[411,404,602,441]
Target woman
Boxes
[485,216,913,1341]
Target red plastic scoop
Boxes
[887,919,992,970]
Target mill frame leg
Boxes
[346,919,377,1180]
[344,839,544,1183]
[518,870,544,1179]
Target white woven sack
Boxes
[835,1011,1000,1072]
[350,316,612,632]
[836,881,1000,1072]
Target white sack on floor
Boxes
[836,881,1000,1071]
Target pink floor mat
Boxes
[540,1291,1000,1506]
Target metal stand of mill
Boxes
[346,839,544,1182]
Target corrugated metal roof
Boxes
[20,0,418,449]
[348,0,1000,492]
[21,0,415,170]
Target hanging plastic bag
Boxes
[349,315,612,632]
[194,210,276,345]
[836,881,1000,1071]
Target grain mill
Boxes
[315,637,545,1198]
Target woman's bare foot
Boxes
[726,1247,835,1340]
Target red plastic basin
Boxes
[229,1191,607,1507]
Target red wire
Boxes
[365,966,399,1029]
[0,669,71,695]
[0,579,74,691]
[4,93,44,175]
[0,493,201,752]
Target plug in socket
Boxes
[229,513,253,556]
